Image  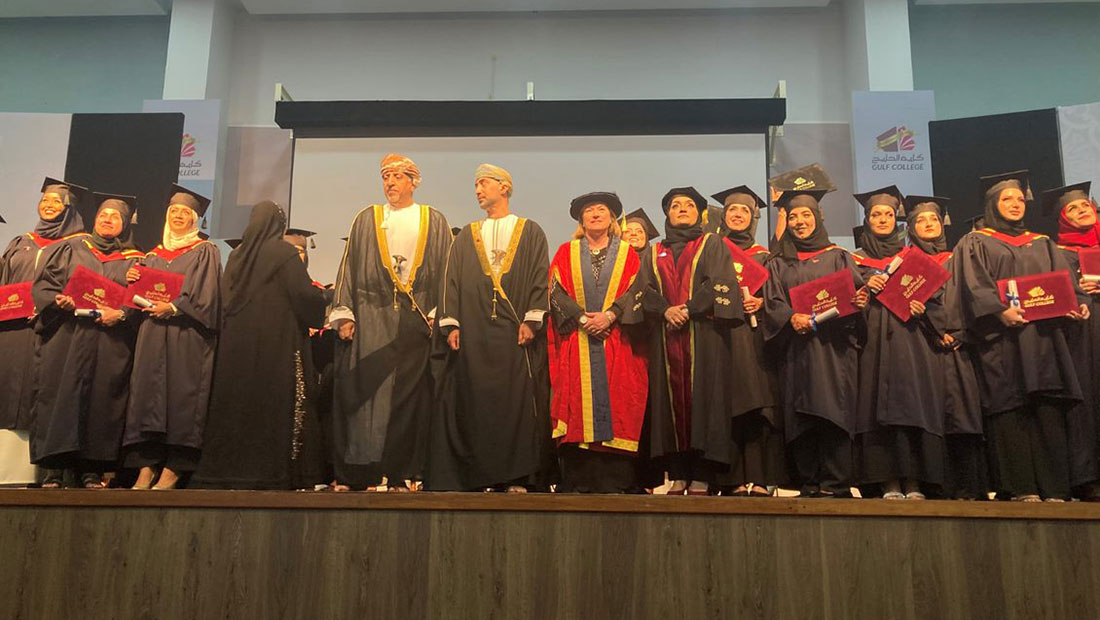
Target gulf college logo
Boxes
[875,126,916,152]
[181,134,197,158]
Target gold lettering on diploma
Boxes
[901,274,927,300]
[810,288,838,314]
[1,293,26,311]
[1023,286,1056,309]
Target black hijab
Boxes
[983,179,1028,236]
[88,199,137,253]
[222,201,297,317]
[906,200,948,255]
[771,195,832,261]
[719,193,761,251]
[34,186,86,240]
[856,193,906,259]
[663,214,704,262]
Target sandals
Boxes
[81,473,107,489]
[882,491,906,500]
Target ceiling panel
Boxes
[238,0,831,15]
[0,0,168,18]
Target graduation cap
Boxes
[773,188,832,210]
[903,195,952,226]
[853,185,905,218]
[450,227,461,237]
[768,163,835,192]
[167,183,212,218]
[341,236,350,243]
[0,212,5,224]
[979,170,1032,202]
[711,185,765,211]
[660,186,708,214]
[92,191,139,223]
[285,228,316,249]
[963,214,985,231]
[623,208,660,241]
[1040,181,1092,217]
[40,177,89,206]
[222,238,243,249]
[570,191,623,221]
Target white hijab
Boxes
[162,206,201,251]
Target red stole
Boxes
[973,228,1047,247]
[148,240,206,262]
[652,235,707,452]
[26,232,87,248]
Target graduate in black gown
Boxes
[430,164,552,492]
[851,185,946,499]
[950,171,1093,501]
[1044,182,1100,500]
[904,196,987,499]
[762,189,869,497]
[31,193,145,488]
[622,208,659,255]
[712,185,785,496]
[328,154,452,492]
[0,178,88,434]
[640,187,745,496]
[192,201,328,490]
[123,185,221,489]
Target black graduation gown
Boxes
[640,234,746,467]
[429,217,551,491]
[0,233,85,430]
[123,241,221,455]
[191,254,328,490]
[1058,246,1100,489]
[951,231,1093,491]
[713,248,785,486]
[853,249,945,486]
[329,205,452,486]
[30,239,143,468]
[924,254,987,498]
[763,247,864,442]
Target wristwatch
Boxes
[578,315,589,326]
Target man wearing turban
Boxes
[430,164,553,492]
[328,154,453,491]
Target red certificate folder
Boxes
[0,282,34,322]
[725,242,769,295]
[1079,247,1100,279]
[876,250,951,321]
[996,270,1078,322]
[789,269,858,319]
[129,266,184,305]
[61,265,129,310]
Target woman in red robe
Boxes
[549,192,648,493]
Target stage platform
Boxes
[2,490,1099,619]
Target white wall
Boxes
[226,7,849,127]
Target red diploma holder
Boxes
[789,269,858,325]
[875,250,951,321]
[61,265,129,311]
[726,243,769,329]
[128,266,184,308]
[996,270,1078,321]
[1079,248,1100,282]
[0,282,34,322]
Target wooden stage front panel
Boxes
[1,491,1098,620]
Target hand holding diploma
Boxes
[791,313,813,335]
[96,307,124,327]
[1068,304,1091,321]
[866,274,889,293]
[909,300,926,317]
[143,301,175,320]
[126,267,141,284]
[852,286,870,309]
[55,294,76,311]
[1000,306,1028,327]
[1081,278,1100,295]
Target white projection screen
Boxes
[289,134,768,284]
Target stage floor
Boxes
[3,490,1099,619]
